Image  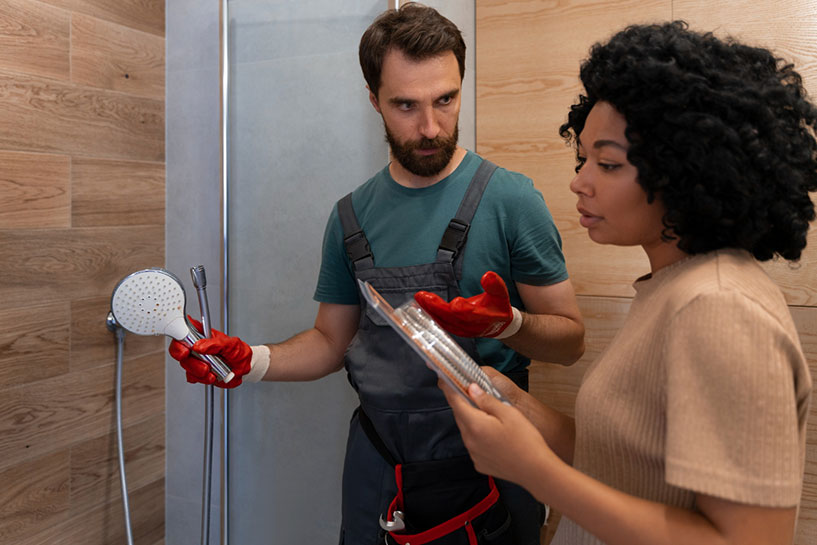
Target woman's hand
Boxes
[440,378,556,488]
[479,366,525,405]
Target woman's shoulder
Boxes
[664,249,793,326]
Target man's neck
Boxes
[389,147,467,188]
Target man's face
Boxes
[384,121,459,178]
[370,49,462,179]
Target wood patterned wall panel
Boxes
[37,0,165,37]
[71,14,164,99]
[0,69,164,162]
[0,302,69,389]
[791,305,817,544]
[529,295,630,417]
[72,157,165,227]
[119,352,165,426]
[0,150,70,229]
[476,0,671,297]
[0,225,164,308]
[0,0,166,540]
[0,351,163,473]
[0,0,69,80]
[761,239,817,306]
[70,413,164,515]
[476,0,670,77]
[16,478,165,545]
[0,450,70,545]
[70,296,164,372]
[673,0,817,90]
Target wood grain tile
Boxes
[0,0,70,80]
[674,0,817,90]
[791,306,817,545]
[0,351,164,473]
[71,296,164,372]
[0,225,164,308]
[72,157,164,227]
[0,451,70,545]
[70,413,164,514]
[37,0,164,37]
[0,69,164,162]
[71,13,164,99]
[0,150,70,229]
[0,301,69,389]
[16,478,165,545]
[530,295,631,417]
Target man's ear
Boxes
[367,86,381,113]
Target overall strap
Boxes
[337,193,374,272]
[436,159,499,279]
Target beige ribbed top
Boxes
[552,249,812,545]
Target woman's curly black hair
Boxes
[559,21,817,261]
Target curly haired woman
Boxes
[434,21,815,545]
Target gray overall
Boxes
[336,160,544,544]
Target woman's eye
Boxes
[599,162,620,171]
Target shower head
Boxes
[110,268,234,383]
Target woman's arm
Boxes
[442,381,797,545]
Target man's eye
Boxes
[439,96,452,105]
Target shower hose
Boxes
[109,312,215,545]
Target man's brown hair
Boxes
[359,3,466,99]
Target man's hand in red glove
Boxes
[168,317,255,388]
[414,271,523,339]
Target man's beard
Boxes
[385,123,459,178]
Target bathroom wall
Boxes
[475,1,817,543]
[0,1,166,544]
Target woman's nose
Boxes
[569,168,589,195]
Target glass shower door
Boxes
[224,1,474,542]
[226,1,385,543]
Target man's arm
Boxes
[256,302,360,382]
[503,279,585,364]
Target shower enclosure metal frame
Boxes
[219,0,231,543]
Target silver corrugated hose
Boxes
[108,312,135,545]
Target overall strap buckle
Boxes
[436,219,470,262]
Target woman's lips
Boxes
[577,206,602,228]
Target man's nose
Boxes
[418,107,441,140]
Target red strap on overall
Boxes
[385,464,501,545]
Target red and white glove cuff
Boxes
[244,345,271,383]
[494,307,523,339]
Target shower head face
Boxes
[110,268,191,340]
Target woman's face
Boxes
[569,102,669,257]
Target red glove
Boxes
[168,316,253,388]
[414,271,521,338]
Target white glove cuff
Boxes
[494,307,523,340]
[244,345,271,383]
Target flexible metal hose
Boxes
[109,313,136,545]
[202,385,214,545]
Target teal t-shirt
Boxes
[313,150,568,371]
